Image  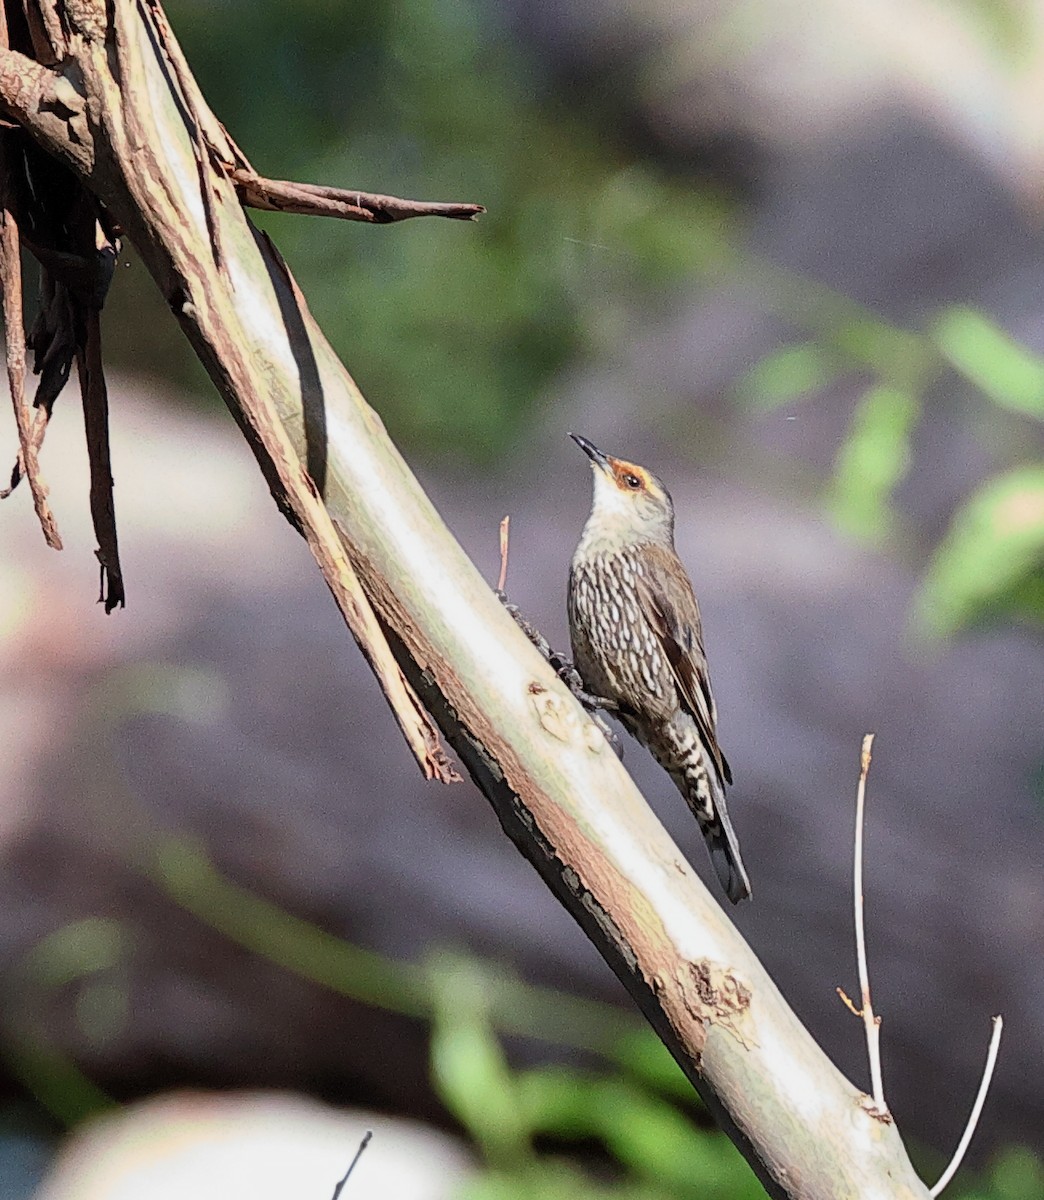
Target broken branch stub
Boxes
[231,171,485,224]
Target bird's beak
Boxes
[569,433,611,472]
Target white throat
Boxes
[574,468,673,561]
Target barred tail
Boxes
[681,764,752,904]
[705,802,752,904]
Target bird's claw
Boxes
[498,591,555,660]
[497,591,623,758]
[553,666,624,759]
[593,714,624,759]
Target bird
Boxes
[566,433,751,903]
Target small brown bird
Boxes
[567,434,751,903]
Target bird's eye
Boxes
[622,473,642,490]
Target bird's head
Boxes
[569,433,675,546]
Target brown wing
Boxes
[635,546,732,788]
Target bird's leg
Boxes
[589,714,624,759]
[552,658,619,714]
[548,654,624,757]
[496,591,557,662]
[497,591,624,758]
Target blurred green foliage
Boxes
[3,918,123,1126]
[736,296,1044,640]
[142,0,735,464]
[936,307,1044,421]
[101,0,1039,638]
[736,342,841,412]
[5,830,1042,1199]
[913,465,1044,638]
[428,952,761,1200]
[828,385,919,543]
[425,947,1039,1200]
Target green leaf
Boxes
[428,955,530,1167]
[587,1079,759,1198]
[515,1069,757,1199]
[913,466,1044,638]
[829,385,920,542]
[22,919,128,989]
[736,342,838,410]
[935,307,1044,419]
[832,318,923,380]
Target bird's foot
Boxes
[497,591,624,759]
[551,665,623,758]
[563,675,618,714]
[496,591,555,662]
[591,712,624,759]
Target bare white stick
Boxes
[497,515,510,594]
[836,733,887,1116]
[929,1015,1004,1197]
[855,734,886,1113]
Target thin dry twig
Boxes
[77,303,124,610]
[837,733,888,1118]
[331,1130,372,1200]
[0,8,60,545]
[4,272,74,501]
[496,514,510,594]
[232,170,485,224]
[929,1015,1003,1196]
[854,734,885,1113]
[0,170,61,546]
[135,9,484,240]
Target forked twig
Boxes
[929,1016,1003,1196]
[331,1130,372,1199]
[836,734,1004,1187]
[837,733,888,1117]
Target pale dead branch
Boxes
[929,1015,1004,1197]
[836,733,888,1118]
[497,515,510,594]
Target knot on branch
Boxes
[679,959,754,1049]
